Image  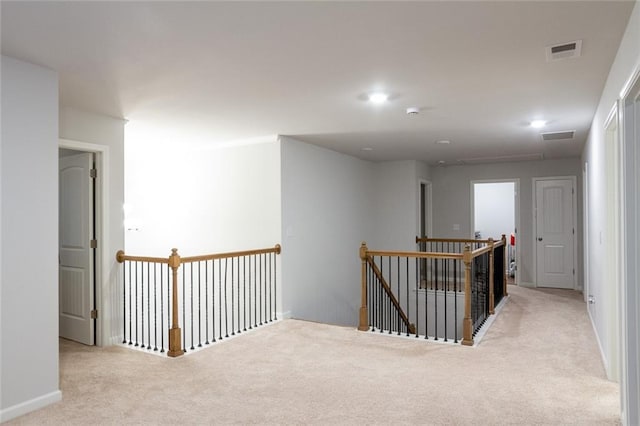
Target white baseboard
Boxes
[107,334,123,346]
[587,306,610,379]
[278,311,292,319]
[0,390,62,423]
[519,281,536,288]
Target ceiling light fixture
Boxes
[406,107,420,115]
[530,120,547,128]
[361,147,373,151]
[435,140,451,145]
[368,92,388,104]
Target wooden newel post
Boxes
[462,244,474,346]
[168,248,184,357]
[358,242,369,331]
[502,234,508,297]
[488,238,495,315]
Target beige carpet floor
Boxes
[9,286,619,425]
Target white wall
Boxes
[280,137,375,325]
[582,2,640,423]
[474,182,515,240]
[279,139,431,326]
[59,107,126,346]
[370,160,428,251]
[125,136,281,256]
[125,134,282,321]
[0,56,61,421]
[430,158,582,286]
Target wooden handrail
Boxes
[416,236,492,244]
[471,245,492,257]
[416,236,506,248]
[181,244,281,263]
[115,245,282,265]
[366,250,463,260]
[115,251,169,264]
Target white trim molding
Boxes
[0,390,62,423]
[59,139,112,347]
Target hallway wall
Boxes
[429,158,583,287]
[1,56,60,421]
[280,136,375,325]
[582,1,640,422]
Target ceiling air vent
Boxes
[546,40,582,62]
[541,130,575,141]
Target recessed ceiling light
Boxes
[530,120,547,128]
[361,147,373,151]
[435,140,451,145]
[368,92,388,104]
[438,160,446,165]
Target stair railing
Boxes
[116,244,281,357]
[360,236,507,346]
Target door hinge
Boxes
[573,228,575,235]
[90,168,97,179]
[573,268,575,275]
[90,239,97,249]
[91,309,98,319]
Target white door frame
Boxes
[604,102,622,382]
[583,161,590,303]
[59,138,110,347]
[531,176,578,290]
[417,179,433,239]
[619,65,640,426]
[470,178,520,285]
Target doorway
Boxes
[533,177,577,289]
[418,180,432,239]
[58,139,110,347]
[471,180,519,285]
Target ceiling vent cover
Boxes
[546,40,582,62]
[541,130,575,141]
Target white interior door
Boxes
[59,152,95,345]
[535,178,575,289]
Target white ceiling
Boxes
[1,1,635,164]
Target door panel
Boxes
[59,152,94,345]
[535,179,575,289]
